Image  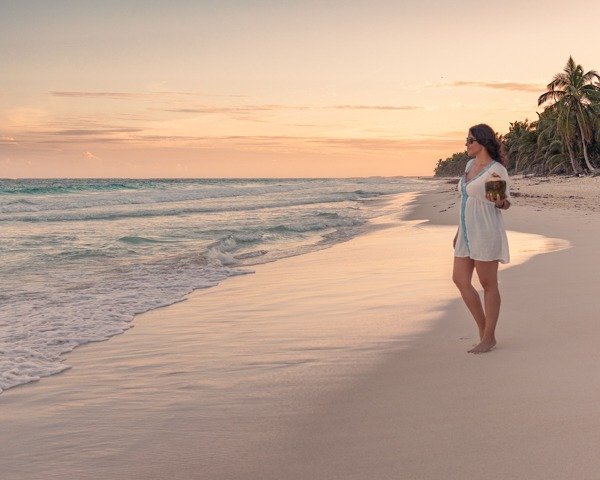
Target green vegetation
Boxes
[434,151,471,177]
[434,57,600,176]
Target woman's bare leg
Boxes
[452,257,486,341]
[468,260,500,354]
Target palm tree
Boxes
[504,120,538,173]
[538,56,600,174]
[536,107,572,174]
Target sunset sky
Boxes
[2,0,599,178]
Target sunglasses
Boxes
[466,137,478,145]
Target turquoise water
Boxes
[0,177,434,392]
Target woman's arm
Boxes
[497,166,511,209]
[488,165,511,209]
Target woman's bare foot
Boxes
[468,339,496,354]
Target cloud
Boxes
[163,105,308,114]
[83,151,101,161]
[1,136,18,147]
[50,91,143,99]
[50,91,245,100]
[5,107,48,125]
[138,135,209,142]
[154,91,246,98]
[448,81,544,93]
[162,104,421,117]
[160,104,311,124]
[36,137,131,144]
[13,109,463,157]
[32,133,460,152]
[22,126,145,144]
[331,105,421,110]
[47,128,143,136]
[165,134,460,152]
[308,136,462,151]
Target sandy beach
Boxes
[2,175,600,479]
[266,177,600,480]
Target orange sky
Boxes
[2,0,599,178]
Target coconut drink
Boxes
[485,172,506,201]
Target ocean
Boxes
[0,177,435,393]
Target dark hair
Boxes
[469,123,505,166]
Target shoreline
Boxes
[2,178,598,479]
[0,186,547,397]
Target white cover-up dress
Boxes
[454,159,511,264]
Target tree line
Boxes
[434,57,600,176]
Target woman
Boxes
[453,124,511,354]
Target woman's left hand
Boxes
[491,196,510,209]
